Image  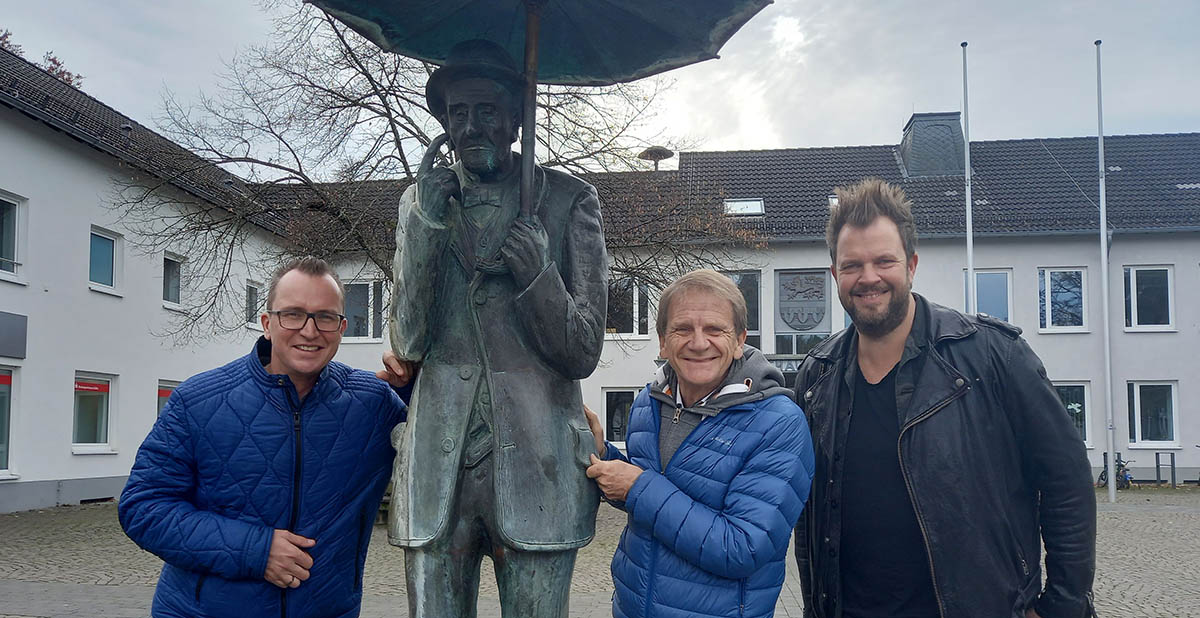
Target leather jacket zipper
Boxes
[897,382,968,618]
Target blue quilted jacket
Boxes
[119,338,407,618]
[606,368,814,618]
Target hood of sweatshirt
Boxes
[650,344,792,417]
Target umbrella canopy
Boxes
[307,0,772,86]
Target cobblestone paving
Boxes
[1,487,1197,617]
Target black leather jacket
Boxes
[793,295,1095,618]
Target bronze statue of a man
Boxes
[387,39,608,618]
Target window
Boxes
[162,255,182,304]
[723,198,764,216]
[775,269,832,355]
[88,227,122,290]
[345,281,385,338]
[604,389,638,445]
[724,270,761,349]
[157,380,179,417]
[73,375,112,445]
[246,282,263,325]
[1126,382,1177,446]
[1124,266,1173,330]
[606,277,649,337]
[0,197,17,275]
[962,269,1011,321]
[1039,268,1086,331]
[0,369,11,470]
[1053,382,1090,446]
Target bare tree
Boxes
[106,2,758,343]
[0,29,85,87]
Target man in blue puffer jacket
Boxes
[586,269,815,618]
[120,257,409,618]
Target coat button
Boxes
[473,289,488,305]
[441,438,455,452]
[805,390,813,400]
[955,377,965,387]
[824,536,830,544]
[459,367,474,380]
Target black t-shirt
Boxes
[839,364,940,618]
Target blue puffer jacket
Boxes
[119,338,406,618]
[606,355,814,618]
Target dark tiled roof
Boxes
[680,133,1200,240]
[0,47,274,231]
[4,45,1197,248]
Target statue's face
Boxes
[444,77,518,180]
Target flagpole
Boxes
[962,42,975,313]
[1095,39,1116,504]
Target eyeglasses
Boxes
[266,310,346,332]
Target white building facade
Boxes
[3,47,1198,513]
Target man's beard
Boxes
[843,280,911,339]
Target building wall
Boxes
[3,101,1196,512]
[0,109,278,511]
[585,233,1200,480]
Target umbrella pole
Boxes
[520,0,542,220]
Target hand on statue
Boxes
[264,529,315,589]
[377,349,416,388]
[583,404,606,455]
[501,218,550,289]
[586,454,643,502]
[416,133,460,222]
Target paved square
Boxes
[1,488,1197,617]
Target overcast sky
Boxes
[4,0,1198,157]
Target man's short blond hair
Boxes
[655,269,748,337]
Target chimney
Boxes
[899,112,965,177]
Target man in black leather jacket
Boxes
[793,178,1096,618]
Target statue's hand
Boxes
[415,133,460,222]
[501,218,550,289]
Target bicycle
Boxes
[1097,453,1135,490]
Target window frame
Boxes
[157,380,180,417]
[1126,380,1179,449]
[0,192,27,285]
[1038,267,1088,333]
[605,276,651,340]
[72,371,118,455]
[162,252,184,308]
[343,279,387,341]
[722,198,764,216]
[962,268,1013,322]
[88,225,123,296]
[1052,381,1092,448]
[245,281,264,330]
[602,387,639,451]
[0,366,14,475]
[1123,265,1175,332]
[723,270,761,350]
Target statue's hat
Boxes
[426,39,524,120]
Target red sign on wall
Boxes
[75,381,109,393]
[157,389,174,398]
[0,374,11,386]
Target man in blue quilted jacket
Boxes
[119,256,409,618]
[586,269,816,618]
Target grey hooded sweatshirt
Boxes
[650,345,792,471]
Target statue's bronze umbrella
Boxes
[307,0,772,217]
